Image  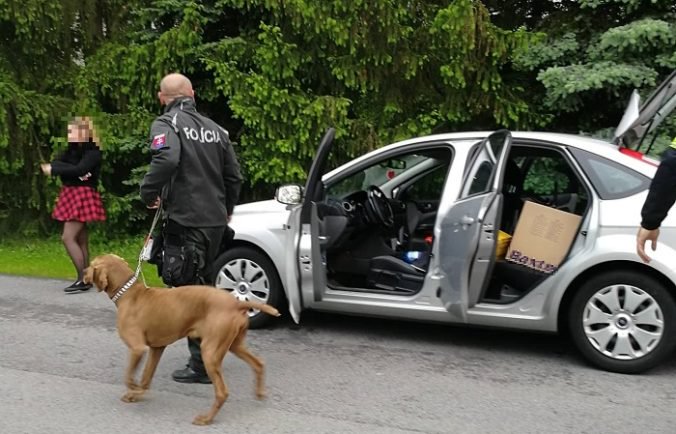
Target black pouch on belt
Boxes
[147,231,164,277]
[160,219,199,287]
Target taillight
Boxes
[619,147,659,167]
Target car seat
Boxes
[501,159,525,234]
[366,255,426,293]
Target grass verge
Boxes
[0,236,163,287]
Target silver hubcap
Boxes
[215,258,270,317]
[583,284,663,360]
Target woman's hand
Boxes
[40,163,52,176]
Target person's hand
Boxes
[637,227,660,263]
[227,214,232,223]
[147,197,161,209]
[40,163,51,176]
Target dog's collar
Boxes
[111,275,138,304]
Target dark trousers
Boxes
[182,225,226,375]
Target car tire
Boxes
[212,246,284,329]
[568,270,676,374]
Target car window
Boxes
[328,154,426,198]
[400,164,449,202]
[360,154,427,189]
[461,131,510,198]
[586,159,645,194]
[522,157,571,196]
[504,146,590,217]
[569,148,651,200]
[327,150,449,199]
[467,161,493,195]
[327,172,365,198]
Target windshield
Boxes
[327,153,432,199]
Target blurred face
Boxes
[68,123,90,143]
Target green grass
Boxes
[0,236,163,286]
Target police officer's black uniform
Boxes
[140,96,242,383]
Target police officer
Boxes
[637,136,676,263]
[140,73,242,384]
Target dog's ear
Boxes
[82,266,94,285]
[91,265,108,292]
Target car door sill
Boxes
[326,282,420,297]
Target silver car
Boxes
[213,71,676,374]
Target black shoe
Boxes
[64,280,92,293]
[172,366,211,384]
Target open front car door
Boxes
[436,130,512,320]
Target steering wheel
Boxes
[366,185,394,228]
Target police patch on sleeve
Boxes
[151,133,166,150]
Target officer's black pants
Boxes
[182,225,226,375]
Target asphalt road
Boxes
[1,274,676,434]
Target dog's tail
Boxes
[238,301,281,317]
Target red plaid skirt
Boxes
[52,186,106,222]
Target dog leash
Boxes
[135,206,163,286]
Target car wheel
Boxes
[568,270,676,374]
[212,246,283,329]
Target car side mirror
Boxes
[275,184,303,205]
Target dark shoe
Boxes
[64,280,92,293]
[172,366,211,384]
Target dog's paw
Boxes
[125,382,142,392]
[192,414,212,426]
[256,390,267,400]
[121,392,138,403]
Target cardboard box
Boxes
[505,201,582,273]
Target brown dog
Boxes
[83,254,280,425]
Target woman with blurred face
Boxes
[41,117,106,292]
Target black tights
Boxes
[61,221,89,281]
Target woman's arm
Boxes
[50,148,101,177]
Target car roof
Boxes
[325,131,658,180]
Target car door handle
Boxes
[459,215,475,225]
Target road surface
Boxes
[1,274,675,433]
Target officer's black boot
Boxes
[171,338,211,384]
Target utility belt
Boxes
[148,219,200,287]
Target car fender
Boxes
[542,232,676,330]
[227,206,295,307]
